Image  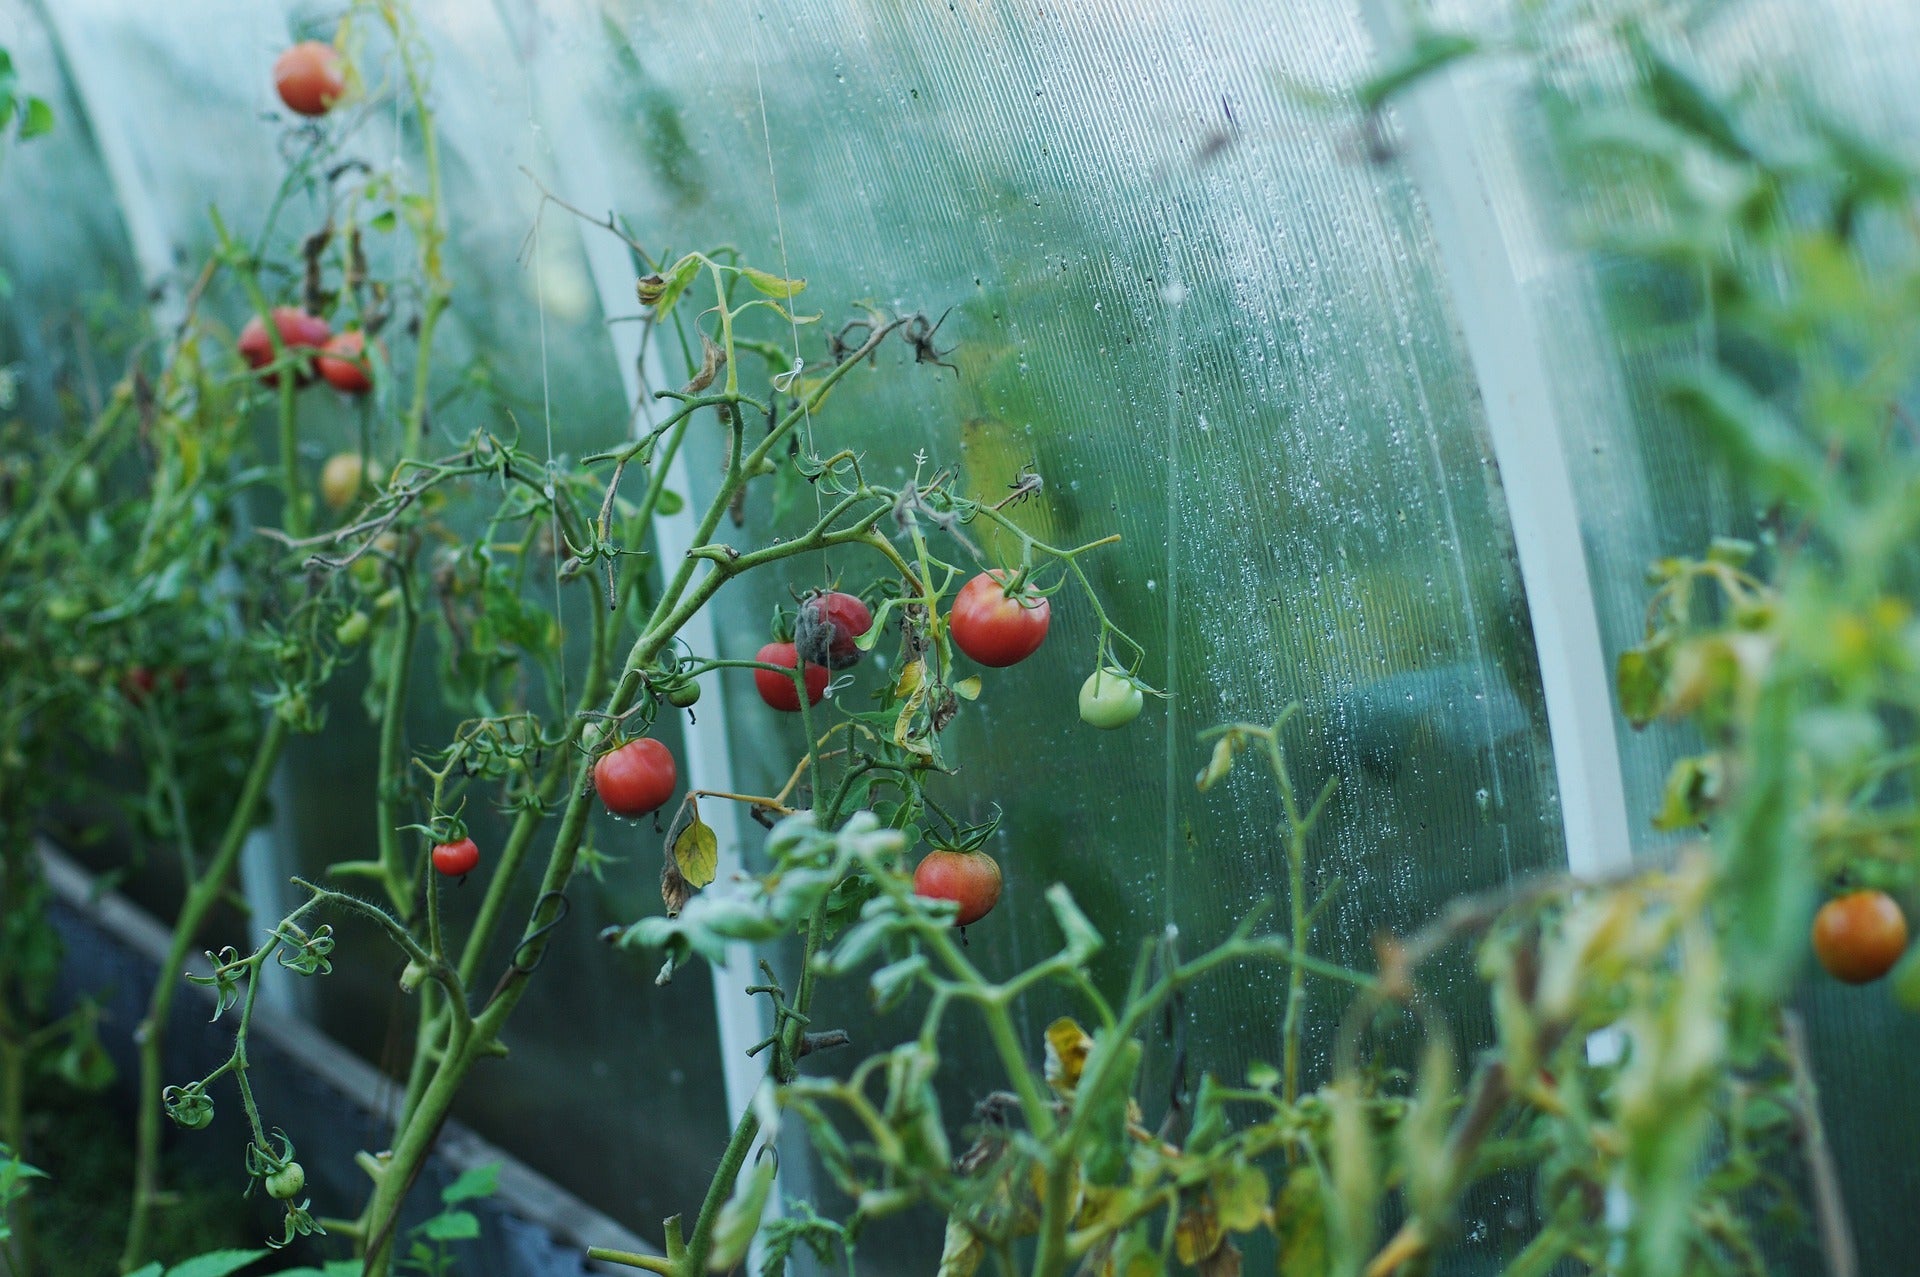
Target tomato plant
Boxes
[752,640,827,712]
[594,738,678,817]
[948,570,1050,667]
[272,41,345,117]
[1812,890,1909,984]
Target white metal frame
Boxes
[1355,0,1636,884]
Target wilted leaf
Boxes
[1175,1197,1224,1266]
[660,856,693,917]
[1199,1240,1242,1277]
[1275,1167,1330,1277]
[936,1213,984,1277]
[651,252,703,318]
[953,676,982,701]
[1044,1018,1093,1094]
[1196,735,1239,791]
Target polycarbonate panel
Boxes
[563,1,1566,1268]
[7,0,728,1237]
[1419,1,1920,1269]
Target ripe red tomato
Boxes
[594,738,678,817]
[238,308,331,386]
[273,42,346,117]
[753,641,828,712]
[121,666,187,706]
[795,590,874,670]
[949,571,1050,667]
[431,837,480,878]
[315,330,372,395]
[1812,890,1909,984]
[912,849,1003,926]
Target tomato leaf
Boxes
[740,266,807,299]
[440,1162,499,1205]
[669,797,718,889]
[19,96,53,140]
[420,1210,479,1241]
[163,1252,271,1277]
[952,676,982,701]
[1043,1017,1092,1094]
[708,1154,778,1271]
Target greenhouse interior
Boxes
[2,0,1918,1274]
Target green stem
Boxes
[375,578,418,917]
[121,715,291,1273]
[680,1104,762,1275]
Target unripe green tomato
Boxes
[1078,667,1144,729]
[266,1161,306,1200]
[335,610,371,646]
[372,586,404,615]
[666,679,701,708]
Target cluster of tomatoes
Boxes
[235,44,373,397]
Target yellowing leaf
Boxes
[670,797,718,888]
[1044,1017,1093,1094]
[741,266,807,298]
[1175,1197,1224,1266]
[953,676,982,701]
[1214,1162,1271,1233]
[936,1213,984,1277]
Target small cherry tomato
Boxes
[753,641,828,712]
[431,837,480,878]
[122,666,187,706]
[265,1161,306,1201]
[795,590,874,670]
[1812,889,1909,984]
[273,42,346,117]
[320,451,366,511]
[316,330,373,395]
[913,849,1003,927]
[238,308,331,386]
[594,737,678,817]
[665,679,702,708]
[1078,667,1144,729]
[949,571,1050,667]
[334,610,371,646]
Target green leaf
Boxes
[1616,642,1669,729]
[368,209,398,233]
[869,953,927,1012]
[1628,33,1752,163]
[655,487,684,516]
[126,1266,165,1277]
[419,1209,480,1241]
[163,1251,271,1277]
[19,95,52,140]
[441,1162,499,1204]
[739,266,807,299]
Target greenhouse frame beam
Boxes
[1356,0,1635,882]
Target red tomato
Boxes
[949,571,1051,667]
[1812,890,1909,984]
[238,308,331,386]
[912,849,1003,926]
[753,641,828,712]
[795,590,874,670]
[121,666,187,706]
[273,42,346,117]
[316,331,372,395]
[431,838,480,878]
[594,738,678,817]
